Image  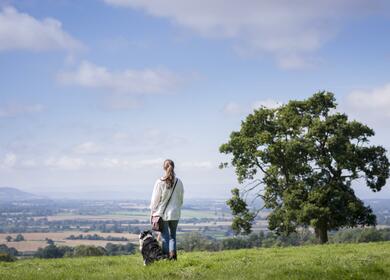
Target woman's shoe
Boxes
[168,251,177,261]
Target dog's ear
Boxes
[139,230,148,239]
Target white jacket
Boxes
[150,177,184,221]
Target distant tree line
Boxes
[34,243,136,259]
[66,234,128,241]
[331,228,390,243]
[178,228,390,252]
[180,217,233,224]
[0,241,136,261]
[0,218,144,234]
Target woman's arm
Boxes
[149,180,162,215]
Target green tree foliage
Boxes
[0,252,16,262]
[178,230,316,251]
[226,188,255,235]
[66,234,128,241]
[34,243,135,259]
[73,245,106,257]
[0,244,18,257]
[331,228,390,243]
[5,236,12,242]
[177,232,219,252]
[220,92,390,243]
[105,243,135,256]
[34,244,72,259]
[14,234,24,242]
[45,238,54,245]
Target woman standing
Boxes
[150,159,184,260]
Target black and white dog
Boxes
[139,230,166,265]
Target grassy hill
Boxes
[1,242,390,280]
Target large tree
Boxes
[220,92,389,243]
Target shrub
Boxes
[14,234,25,242]
[178,232,219,251]
[73,245,106,257]
[34,245,73,259]
[105,243,135,256]
[356,228,383,243]
[0,252,16,262]
[330,228,390,244]
[0,244,19,257]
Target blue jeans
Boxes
[161,220,178,254]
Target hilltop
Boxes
[0,187,46,202]
[1,242,389,280]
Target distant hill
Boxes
[0,187,45,202]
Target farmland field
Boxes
[0,231,138,252]
[48,209,225,221]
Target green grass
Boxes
[1,242,390,280]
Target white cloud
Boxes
[99,158,130,168]
[136,157,165,168]
[0,154,39,169]
[44,156,86,170]
[73,142,101,155]
[343,83,390,128]
[20,159,37,168]
[46,156,162,170]
[113,132,129,141]
[144,129,186,146]
[0,103,44,117]
[58,60,180,94]
[103,0,386,69]
[277,54,313,70]
[105,95,141,110]
[180,160,213,169]
[347,84,390,116]
[0,6,84,52]
[1,153,17,168]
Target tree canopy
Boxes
[220,92,390,243]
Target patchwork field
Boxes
[43,209,225,221]
[0,231,138,252]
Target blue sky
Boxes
[1,0,390,199]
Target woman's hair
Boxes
[162,159,175,188]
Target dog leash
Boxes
[162,178,178,216]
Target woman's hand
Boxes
[150,211,155,223]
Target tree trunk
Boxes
[315,226,328,244]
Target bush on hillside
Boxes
[0,252,16,262]
[0,244,19,257]
[34,245,73,259]
[331,228,390,243]
[178,232,219,252]
[73,245,107,257]
[105,243,136,256]
[14,234,25,242]
[66,234,128,241]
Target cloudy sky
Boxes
[1,0,390,199]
